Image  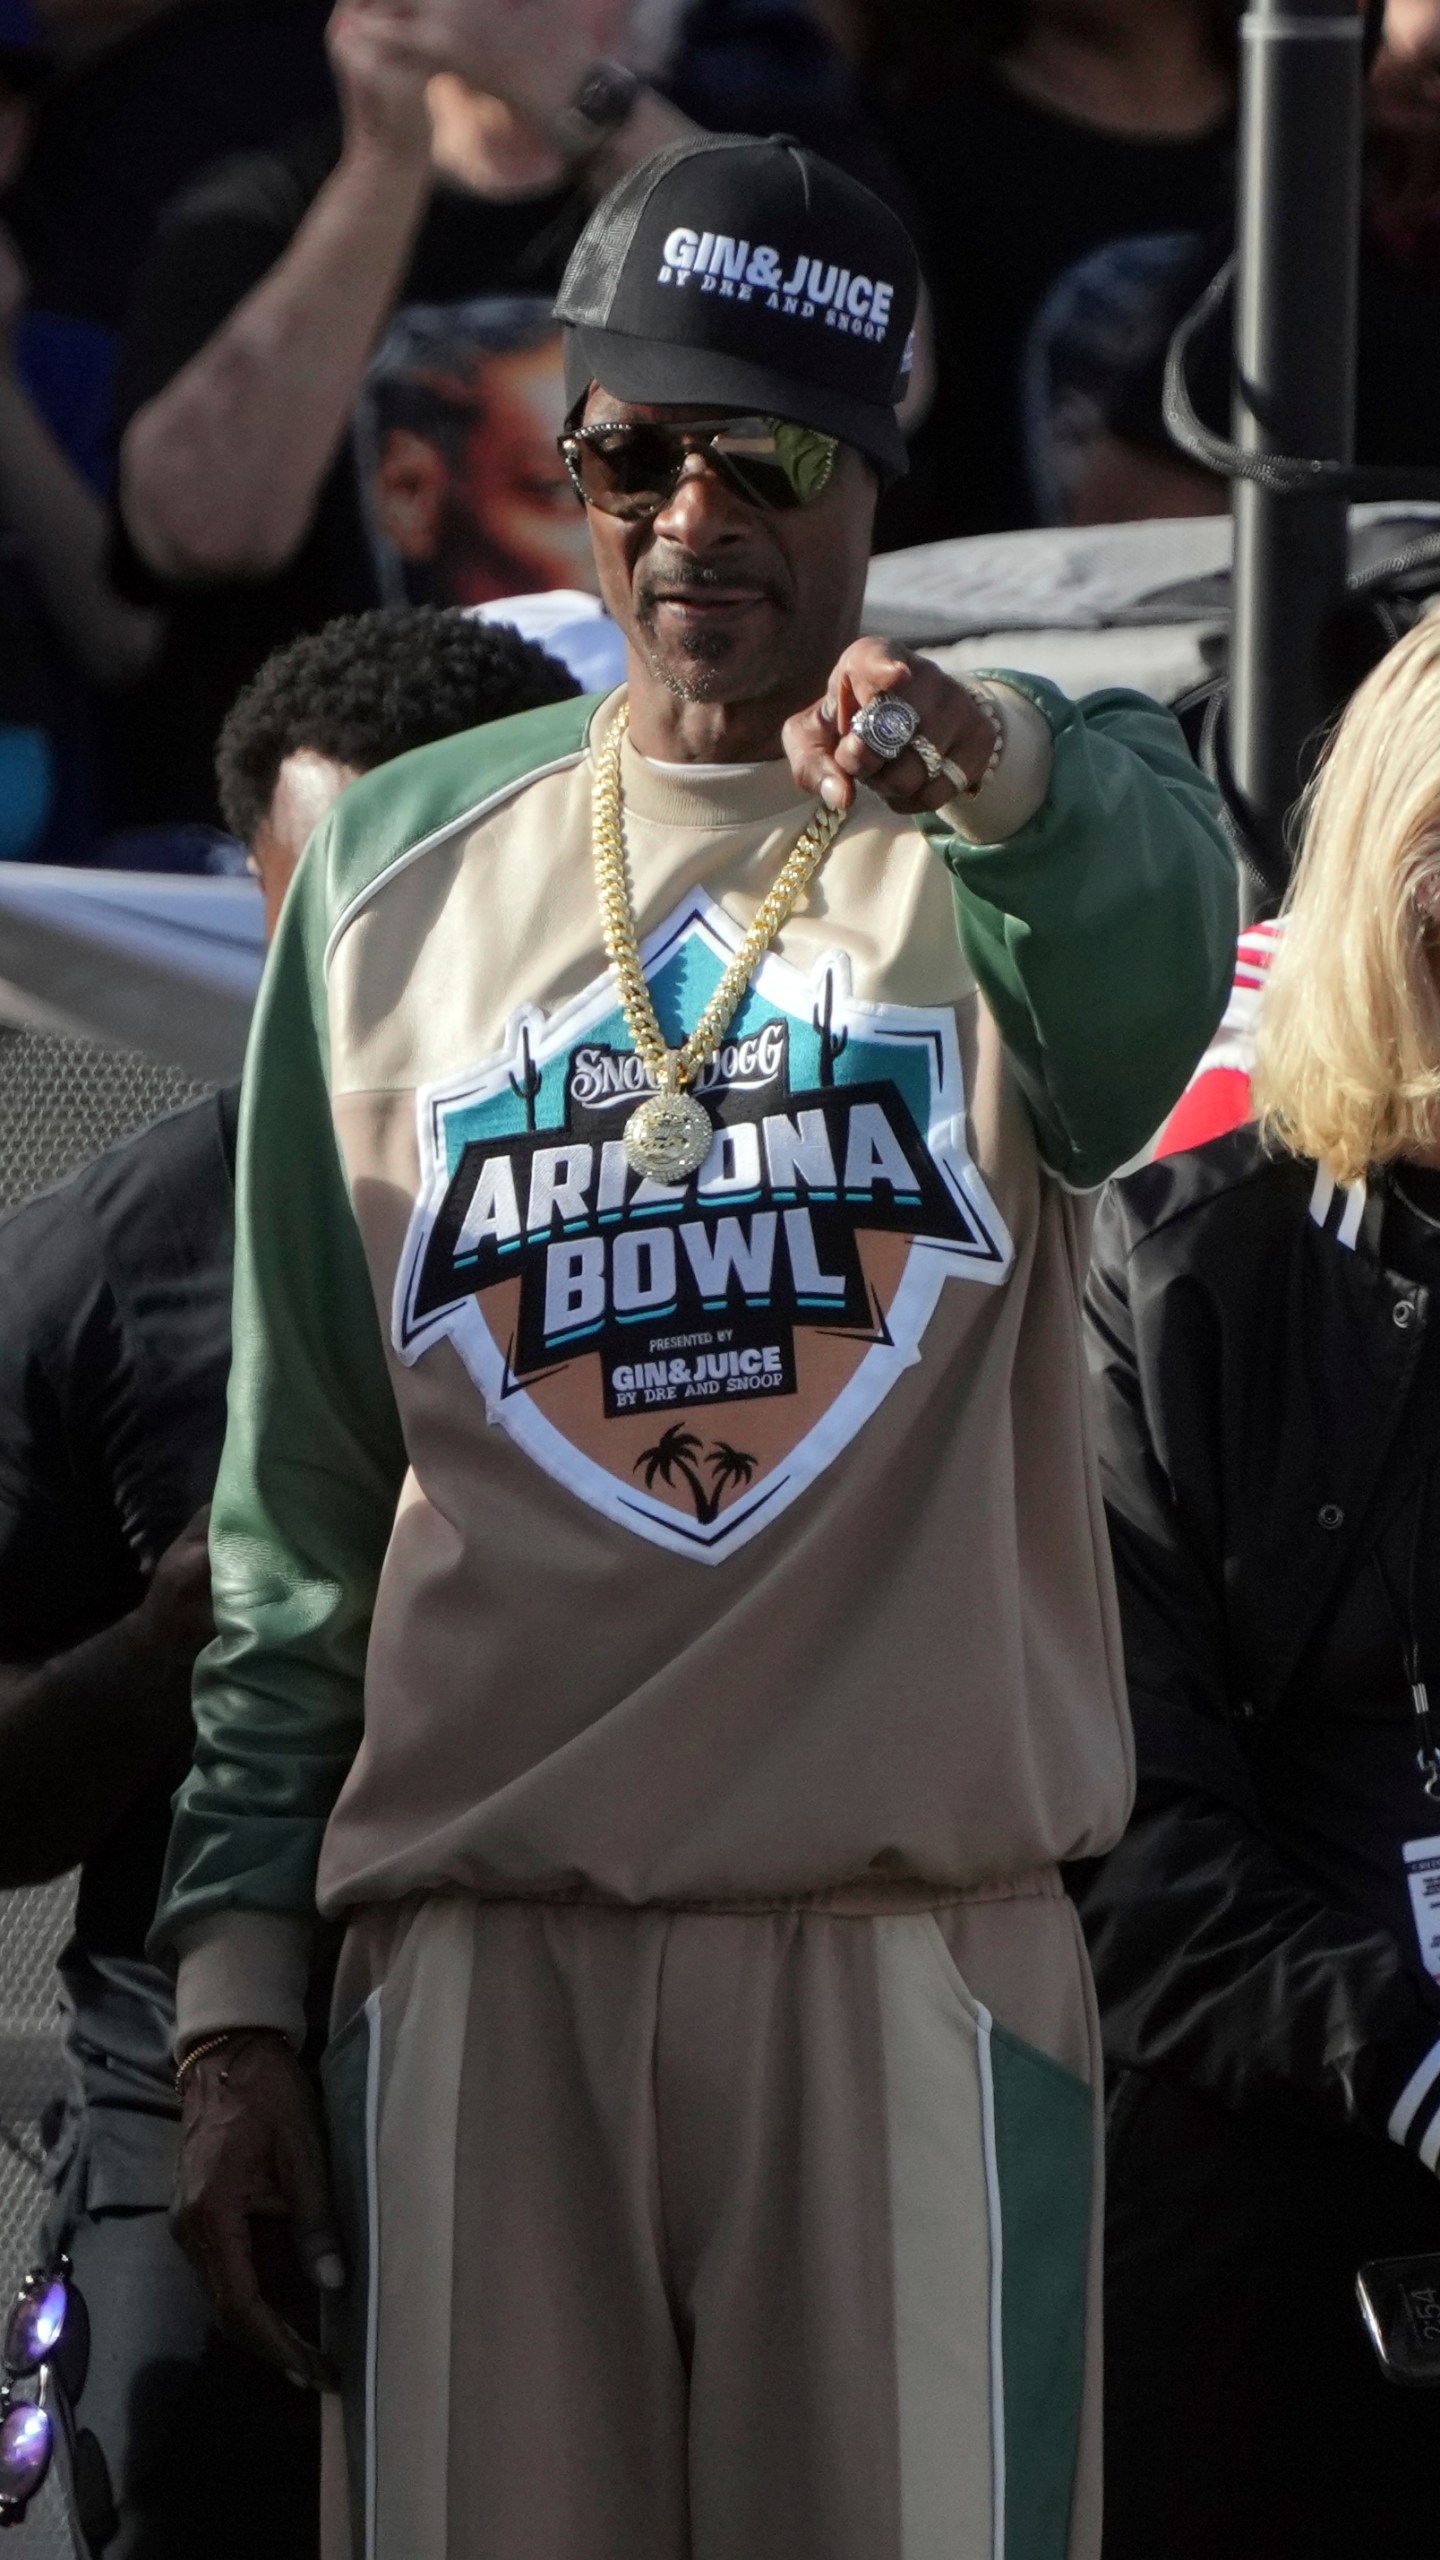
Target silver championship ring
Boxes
[849,694,920,762]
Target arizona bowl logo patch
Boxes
[394,891,1013,1561]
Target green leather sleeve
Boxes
[151,695,600,1953]
[151,815,406,1949]
[928,677,1238,1188]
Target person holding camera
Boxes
[1079,614,1440,2554]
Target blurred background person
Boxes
[1077,616,1440,2557]
[0,0,161,863]
[1070,0,1440,522]
[108,0,891,831]
[806,0,1239,546]
[0,0,336,857]
[4,0,333,393]
[0,606,577,2557]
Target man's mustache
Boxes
[636,554,790,610]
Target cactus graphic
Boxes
[508,1023,542,1130]
[812,968,849,1086]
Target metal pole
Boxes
[1229,0,1363,900]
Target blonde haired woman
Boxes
[1257,611,1440,1184]
[1076,614,1440,2558]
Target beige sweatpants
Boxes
[319,1876,1103,2560]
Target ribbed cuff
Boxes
[172,1910,314,2058]
[1382,2025,1440,2170]
[938,681,1055,845]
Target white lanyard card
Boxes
[1403,1832,1440,1982]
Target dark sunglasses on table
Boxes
[558,414,838,519]
[1,2261,86,2527]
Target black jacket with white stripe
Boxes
[1075,1123,1440,2166]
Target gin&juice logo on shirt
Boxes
[393,889,1013,1562]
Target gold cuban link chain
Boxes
[593,702,849,1179]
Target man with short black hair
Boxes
[0,605,575,2558]
[216,602,576,927]
[156,136,1236,2560]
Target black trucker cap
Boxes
[554,134,919,484]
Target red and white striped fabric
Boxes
[1154,918,1284,1158]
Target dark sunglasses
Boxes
[0,2261,86,2524]
[558,414,838,519]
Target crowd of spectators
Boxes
[2,0,1435,865]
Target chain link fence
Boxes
[0,1030,210,2557]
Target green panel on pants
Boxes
[992,2025,1093,2560]
[320,1890,1098,2560]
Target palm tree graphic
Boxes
[706,1442,757,1507]
[635,1425,759,1524]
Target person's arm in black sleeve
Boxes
[0,1196,211,1886]
[1075,1180,1440,2168]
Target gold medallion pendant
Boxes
[623,1088,715,1181]
[591,702,850,1189]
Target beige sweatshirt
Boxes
[157,679,1238,2044]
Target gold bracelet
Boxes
[172,2028,290,2092]
[958,684,1006,797]
[174,2031,239,2091]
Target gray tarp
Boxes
[0,868,265,1079]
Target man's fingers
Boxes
[834,727,885,780]
[833,733,944,804]
[171,2035,339,2387]
[171,2172,283,2282]
[227,2293,330,2392]
[278,2123,347,2293]
[831,647,910,740]
[331,3,450,76]
[790,641,966,815]
[189,2207,327,2388]
[782,703,853,812]
[827,716,935,811]
[300,2235,348,2295]
[807,642,925,793]
[819,647,981,813]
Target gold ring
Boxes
[911,730,968,793]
